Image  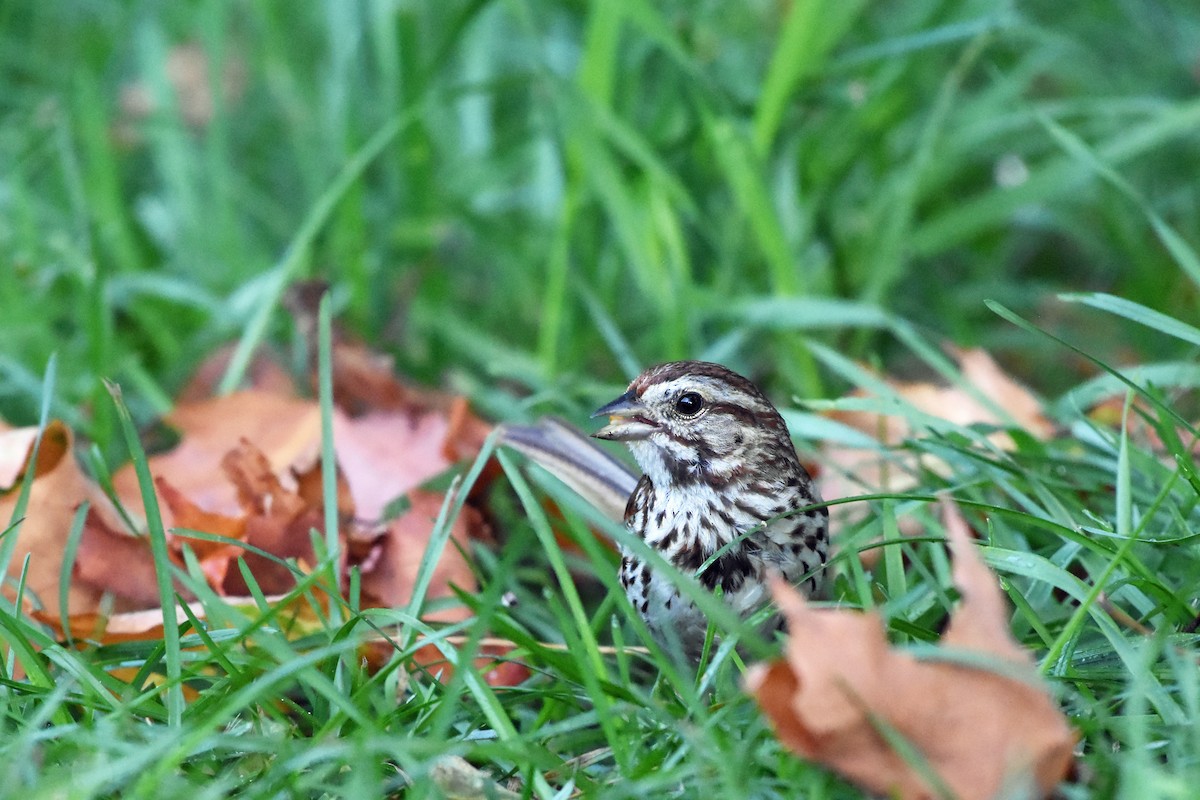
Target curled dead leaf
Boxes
[351,489,482,619]
[745,497,1075,800]
[0,421,104,616]
[14,305,502,696]
[0,420,72,489]
[112,391,324,520]
[158,477,246,590]
[218,439,344,596]
[819,347,1053,543]
[75,506,167,608]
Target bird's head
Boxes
[591,360,795,487]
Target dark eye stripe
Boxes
[706,401,762,425]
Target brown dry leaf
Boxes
[217,439,345,596]
[112,391,324,519]
[100,358,492,617]
[74,506,167,608]
[353,490,480,618]
[29,594,325,646]
[19,310,504,688]
[745,497,1075,800]
[0,421,104,616]
[75,437,350,602]
[158,477,247,590]
[176,343,296,403]
[820,347,1053,533]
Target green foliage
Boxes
[2,0,1200,796]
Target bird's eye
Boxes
[674,391,704,417]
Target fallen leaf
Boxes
[98,361,493,614]
[353,489,481,617]
[75,506,167,608]
[745,497,1075,800]
[76,438,349,602]
[218,439,341,596]
[176,343,296,403]
[0,421,104,616]
[159,477,246,590]
[820,347,1053,534]
[111,391,323,520]
[0,427,40,489]
[14,298,504,692]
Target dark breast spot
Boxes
[734,499,764,520]
[677,540,707,572]
[700,548,755,593]
[659,527,678,551]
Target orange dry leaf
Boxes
[94,350,492,622]
[158,477,247,589]
[0,421,104,616]
[73,436,346,603]
[745,497,1075,800]
[222,439,353,596]
[351,490,480,618]
[4,299,515,685]
[820,347,1053,532]
[111,391,324,518]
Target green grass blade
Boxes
[105,380,184,727]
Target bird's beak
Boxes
[591,389,657,441]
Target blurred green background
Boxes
[6,5,1200,795]
[3,0,1199,441]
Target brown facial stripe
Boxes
[635,360,773,400]
[705,401,765,426]
[624,475,654,527]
